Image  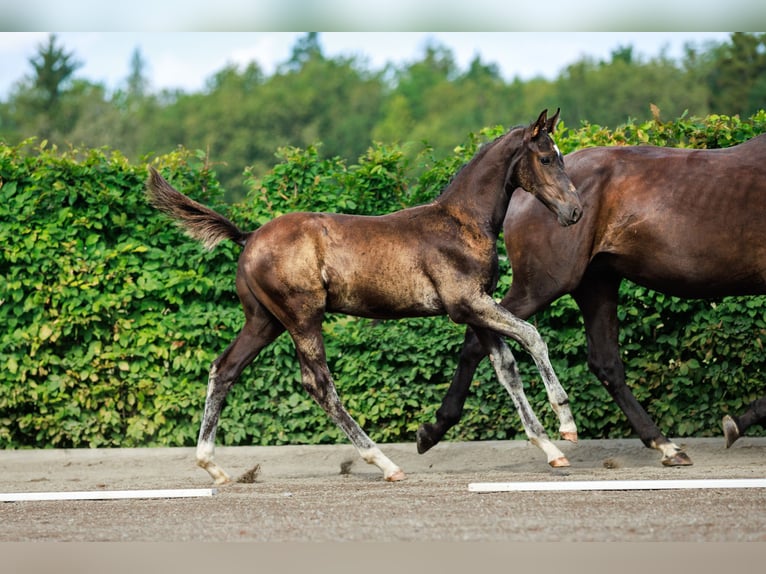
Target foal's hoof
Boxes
[560,431,578,443]
[385,469,407,482]
[549,456,570,468]
[199,462,233,485]
[416,424,438,454]
[722,415,740,448]
[661,451,693,467]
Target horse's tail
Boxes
[145,166,250,249]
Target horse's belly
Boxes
[619,256,766,298]
[325,276,445,318]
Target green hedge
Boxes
[2,110,765,449]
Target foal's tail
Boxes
[145,167,250,249]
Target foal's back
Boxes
[237,204,496,320]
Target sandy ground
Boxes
[2,437,765,543]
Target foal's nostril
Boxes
[572,206,582,223]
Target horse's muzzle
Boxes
[558,204,582,227]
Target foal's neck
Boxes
[436,129,523,238]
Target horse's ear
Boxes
[530,109,548,139]
[546,108,561,133]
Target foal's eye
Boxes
[540,156,552,166]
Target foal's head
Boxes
[509,109,582,226]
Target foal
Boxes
[146,109,582,483]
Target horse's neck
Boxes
[437,130,521,237]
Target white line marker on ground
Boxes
[468,478,766,492]
[1,488,217,502]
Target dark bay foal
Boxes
[146,109,582,483]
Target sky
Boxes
[0,32,733,100]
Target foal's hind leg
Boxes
[472,328,569,467]
[196,316,284,484]
[291,327,405,481]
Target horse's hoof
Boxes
[561,431,578,443]
[722,415,740,448]
[661,451,693,466]
[212,470,233,485]
[416,425,437,454]
[199,462,232,485]
[385,469,407,482]
[549,456,570,468]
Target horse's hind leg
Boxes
[291,327,405,481]
[572,275,691,466]
[472,328,569,467]
[196,315,284,484]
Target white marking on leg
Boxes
[529,437,569,467]
[195,365,232,485]
[359,446,405,481]
[488,341,568,465]
[196,438,231,485]
[484,303,578,441]
[654,440,684,462]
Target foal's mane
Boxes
[435,125,522,198]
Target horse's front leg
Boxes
[293,332,405,482]
[472,327,570,467]
[417,327,487,453]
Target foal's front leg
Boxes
[482,306,577,441]
[473,328,570,467]
[456,295,578,461]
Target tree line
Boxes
[2,33,766,202]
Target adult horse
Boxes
[417,134,766,466]
[146,109,583,484]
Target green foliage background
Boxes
[4,33,766,203]
[2,111,766,449]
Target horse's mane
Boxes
[435,125,522,198]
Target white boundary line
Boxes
[1,488,217,502]
[468,478,766,492]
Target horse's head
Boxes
[508,108,582,226]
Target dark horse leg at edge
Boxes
[418,135,766,465]
[146,110,583,484]
[723,397,766,447]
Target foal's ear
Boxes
[530,109,548,139]
[546,108,561,133]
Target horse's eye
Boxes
[540,156,552,166]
